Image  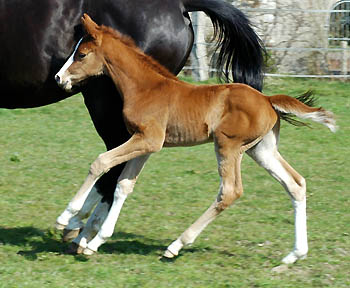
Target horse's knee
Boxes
[116,179,136,198]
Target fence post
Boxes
[190,12,209,81]
[341,41,349,81]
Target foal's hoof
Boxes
[55,222,66,231]
[163,249,176,259]
[62,228,82,242]
[83,247,96,256]
[282,251,307,264]
[66,242,85,255]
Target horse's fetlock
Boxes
[99,228,114,241]
[215,201,229,212]
[116,180,134,198]
[67,204,80,216]
[295,247,308,257]
[217,185,242,211]
[181,230,196,245]
[290,178,306,202]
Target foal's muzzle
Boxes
[54,74,61,85]
[55,73,72,91]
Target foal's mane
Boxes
[98,25,179,81]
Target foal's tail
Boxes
[269,91,337,132]
[182,0,266,91]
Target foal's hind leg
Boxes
[164,142,244,258]
[246,126,308,264]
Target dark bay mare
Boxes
[1,0,265,248]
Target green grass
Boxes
[0,77,349,287]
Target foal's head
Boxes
[55,14,105,91]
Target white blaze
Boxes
[55,38,83,90]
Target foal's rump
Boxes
[216,86,336,150]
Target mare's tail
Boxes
[269,91,337,132]
[182,0,266,91]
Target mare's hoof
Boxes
[66,242,85,255]
[62,228,82,242]
[83,247,96,256]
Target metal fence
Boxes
[183,4,350,80]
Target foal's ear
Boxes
[81,13,102,46]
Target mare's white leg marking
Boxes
[282,198,308,264]
[84,155,150,254]
[72,200,111,249]
[247,128,308,264]
[65,186,102,230]
[85,183,128,254]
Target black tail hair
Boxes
[183,0,266,91]
[279,90,317,127]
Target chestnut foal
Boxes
[55,14,337,263]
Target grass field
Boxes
[0,77,349,287]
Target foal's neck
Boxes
[102,35,176,101]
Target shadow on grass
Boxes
[0,226,66,260]
[100,238,167,255]
[0,226,205,261]
[101,234,211,260]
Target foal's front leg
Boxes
[55,180,102,233]
[57,186,102,242]
[56,130,164,234]
[81,129,164,192]
[83,155,150,255]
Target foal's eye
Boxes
[77,52,87,59]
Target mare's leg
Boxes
[83,155,150,255]
[67,198,112,254]
[164,139,244,258]
[246,124,308,264]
